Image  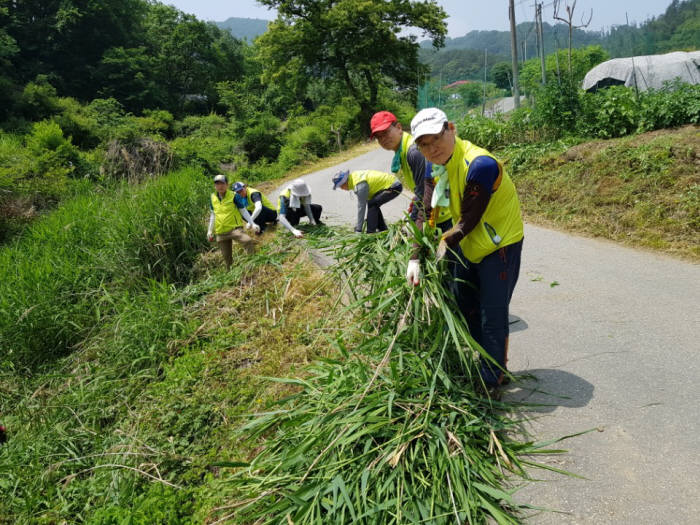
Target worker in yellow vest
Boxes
[332,169,402,233]
[411,108,524,391]
[231,181,277,233]
[207,174,259,269]
[369,110,451,230]
[277,178,323,238]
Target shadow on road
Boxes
[502,368,594,413]
[508,313,528,333]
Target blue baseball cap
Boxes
[231,181,246,192]
[332,170,349,190]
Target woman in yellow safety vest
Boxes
[277,178,323,238]
[411,108,524,392]
[332,169,402,233]
[231,181,277,233]
[207,174,259,269]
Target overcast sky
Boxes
[166,0,672,37]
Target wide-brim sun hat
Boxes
[290,178,311,197]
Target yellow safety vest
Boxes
[243,186,274,212]
[348,170,397,200]
[211,190,244,234]
[277,188,292,213]
[444,138,523,263]
[397,132,451,225]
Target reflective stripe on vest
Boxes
[348,170,397,199]
[445,138,523,263]
[211,190,244,234]
[245,186,274,212]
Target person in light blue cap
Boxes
[231,181,277,233]
[333,169,402,233]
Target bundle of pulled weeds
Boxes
[221,224,571,524]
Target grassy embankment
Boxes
[503,125,699,260]
[0,144,368,523]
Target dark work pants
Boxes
[285,203,322,226]
[367,182,402,233]
[253,206,277,232]
[456,239,523,386]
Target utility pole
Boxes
[536,2,547,84]
[482,49,488,116]
[509,0,521,109]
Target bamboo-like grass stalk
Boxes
[224,224,574,524]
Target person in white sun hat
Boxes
[277,178,323,238]
[410,107,524,391]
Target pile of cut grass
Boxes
[219,225,576,524]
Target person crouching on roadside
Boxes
[207,174,259,269]
[277,178,323,238]
[231,181,277,233]
[332,169,402,233]
[411,107,524,391]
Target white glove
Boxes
[436,239,448,262]
[292,228,304,238]
[406,259,421,286]
[245,222,261,233]
[207,231,214,242]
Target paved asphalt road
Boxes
[275,146,700,524]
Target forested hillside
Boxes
[215,17,269,41]
[421,0,699,81]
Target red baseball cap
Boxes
[370,111,397,138]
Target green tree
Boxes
[4,0,146,99]
[457,83,483,107]
[256,0,447,130]
[519,45,609,95]
[490,61,513,90]
[0,3,19,119]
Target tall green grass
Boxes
[0,167,208,370]
[0,240,299,523]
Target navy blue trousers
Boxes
[453,239,523,386]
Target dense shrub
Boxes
[101,137,173,182]
[26,120,92,180]
[18,76,61,121]
[456,80,700,150]
[638,81,700,131]
[239,112,282,162]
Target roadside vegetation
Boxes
[453,46,699,261]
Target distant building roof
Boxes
[443,80,474,90]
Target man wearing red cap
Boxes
[369,110,453,284]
